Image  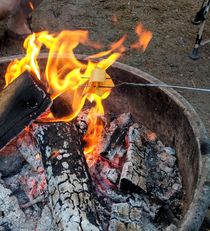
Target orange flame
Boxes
[83,92,110,165]
[113,14,118,23]
[4,24,152,166]
[131,23,152,52]
[29,2,34,10]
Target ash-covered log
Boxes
[0,70,52,150]
[99,113,133,161]
[119,124,147,192]
[33,122,102,231]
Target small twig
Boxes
[21,195,45,208]
[192,79,196,88]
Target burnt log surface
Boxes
[0,70,52,150]
[33,122,102,231]
[120,125,147,193]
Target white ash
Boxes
[115,145,127,158]
[159,151,176,167]
[164,147,176,155]
[145,137,183,203]
[100,162,120,185]
[164,223,178,231]
[0,183,29,231]
[1,135,52,231]
[116,113,133,127]
[61,161,69,169]
[63,153,70,158]
[36,205,55,231]
[17,131,44,173]
[76,120,88,135]
[56,154,62,160]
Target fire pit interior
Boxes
[0,54,209,231]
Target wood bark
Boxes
[0,70,52,150]
[33,122,102,231]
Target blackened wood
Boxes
[0,70,52,150]
[33,122,102,231]
[50,96,73,119]
[119,126,147,192]
[99,113,133,160]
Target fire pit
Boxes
[0,53,210,231]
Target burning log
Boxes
[33,122,102,231]
[0,70,52,150]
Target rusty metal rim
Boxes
[0,53,210,230]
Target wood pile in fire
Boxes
[0,111,184,231]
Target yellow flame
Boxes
[4,24,152,166]
[29,2,34,10]
[131,23,152,51]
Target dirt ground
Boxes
[0,0,210,137]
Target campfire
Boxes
[0,24,210,231]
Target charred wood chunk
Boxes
[0,70,52,150]
[108,202,143,231]
[0,140,24,176]
[17,131,44,173]
[108,219,126,231]
[119,126,147,192]
[50,96,73,119]
[99,113,133,161]
[33,122,102,231]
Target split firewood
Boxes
[99,113,133,161]
[33,122,102,231]
[108,202,144,231]
[0,70,52,150]
[119,125,147,192]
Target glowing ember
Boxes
[113,14,118,23]
[36,153,40,159]
[50,149,61,159]
[4,24,152,166]
[148,133,157,139]
[38,174,46,194]
[29,178,37,197]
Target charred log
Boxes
[50,96,73,119]
[33,122,102,231]
[0,70,52,150]
[119,125,147,193]
[99,113,133,160]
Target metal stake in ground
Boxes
[33,122,102,231]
